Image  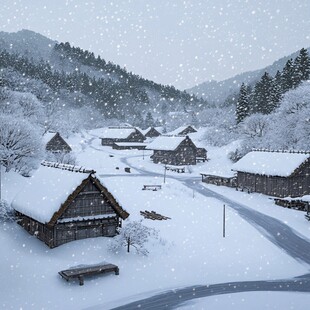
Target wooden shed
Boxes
[100,127,145,146]
[147,135,197,166]
[201,173,237,187]
[43,132,72,153]
[12,161,129,248]
[232,150,310,198]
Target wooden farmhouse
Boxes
[43,132,72,153]
[169,125,197,136]
[100,127,145,146]
[12,162,129,248]
[232,150,310,198]
[147,135,197,166]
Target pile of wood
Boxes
[140,210,171,220]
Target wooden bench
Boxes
[59,263,119,286]
[142,185,162,191]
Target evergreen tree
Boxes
[281,59,294,92]
[236,83,250,123]
[144,111,155,128]
[294,48,310,82]
[252,72,275,114]
[271,70,282,109]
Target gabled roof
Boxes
[43,131,72,152]
[12,162,129,224]
[168,125,197,136]
[42,131,57,145]
[100,127,137,139]
[232,150,310,177]
[146,136,187,151]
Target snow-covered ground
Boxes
[1,131,310,309]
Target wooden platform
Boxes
[140,210,171,220]
[59,263,119,286]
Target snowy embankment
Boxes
[1,131,309,309]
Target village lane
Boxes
[120,155,310,265]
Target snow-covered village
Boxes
[1,1,310,309]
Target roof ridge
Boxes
[41,161,96,174]
[252,148,310,155]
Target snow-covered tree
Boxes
[294,48,310,84]
[0,199,15,223]
[0,91,44,125]
[0,114,44,173]
[236,83,249,124]
[109,220,159,256]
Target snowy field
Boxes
[1,130,310,309]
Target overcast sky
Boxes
[1,0,310,89]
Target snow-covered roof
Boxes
[146,136,186,151]
[12,164,91,223]
[42,132,57,145]
[100,128,136,139]
[232,151,310,177]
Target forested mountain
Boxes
[188,48,308,105]
[0,30,205,125]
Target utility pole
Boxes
[223,204,226,238]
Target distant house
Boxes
[147,135,197,166]
[143,127,162,138]
[12,162,129,248]
[100,127,145,146]
[232,150,310,198]
[168,125,197,136]
[43,132,72,153]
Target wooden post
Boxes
[164,165,167,184]
[223,204,226,238]
[127,236,130,253]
